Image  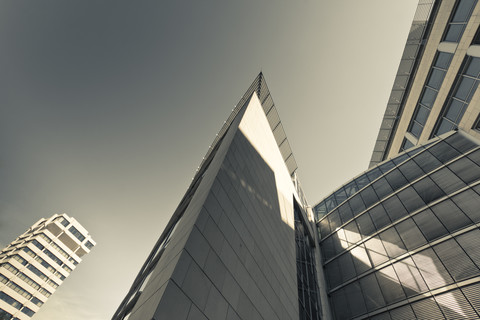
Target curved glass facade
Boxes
[315,131,480,319]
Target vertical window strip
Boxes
[406,52,453,144]
[443,0,478,43]
[434,56,480,136]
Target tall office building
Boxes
[0,214,95,320]
[115,0,480,319]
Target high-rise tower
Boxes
[0,214,95,320]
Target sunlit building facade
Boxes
[0,214,95,320]
[314,0,480,319]
[115,0,480,319]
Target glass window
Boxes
[325,260,342,289]
[456,229,480,268]
[448,156,480,184]
[428,141,461,163]
[412,177,445,204]
[328,210,341,231]
[378,161,395,174]
[430,167,466,194]
[365,236,389,266]
[395,219,426,250]
[334,188,348,205]
[452,0,477,22]
[415,105,430,124]
[412,150,442,175]
[393,257,428,297]
[435,52,453,69]
[371,178,393,200]
[338,203,354,224]
[398,159,424,182]
[356,174,370,189]
[338,253,356,282]
[433,238,479,281]
[68,226,85,242]
[369,204,391,231]
[376,265,406,304]
[431,199,472,233]
[451,189,480,223]
[445,99,465,122]
[401,138,415,151]
[411,248,453,290]
[351,245,372,274]
[397,187,426,212]
[344,221,361,245]
[344,181,358,197]
[359,273,385,311]
[349,195,366,216]
[428,69,446,89]
[455,76,476,101]
[444,24,464,42]
[466,57,480,77]
[0,292,21,310]
[318,218,331,238]
[380,228,407,258]
[344,282,367,317]
[31,297,43,307]
[420,87,437,108]
[384,169,408,190]
[359,186,379,209]
[436,119,456,136]
[410,121,423,137]
[355,213,375,238]
[413,209,448,241]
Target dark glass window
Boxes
[451,188,480,223]
[379,228,406,258]
[448,156,480,184]
[369,204,391,231]
[382,195,408,222]
[371,177,393,200]
[384,169,408,190]
[397,187,426,212]
[430,166,466,194]
[355,213,375,238]
[428,141,460,163]
[444,24,464,42]
[360,186,379,209]
[413,209,448,241]
[344,282,367,317]
[376,265,406,304]
[359,273,385,311]
[433,239,479,281]
[452,0,477,22]
[412,248,454,290]
[412,149,442,174]
[401,138,415,151]
[68,226,86,242]
[412,177,445,204]
[427,69,446,89]
[395,219,426,250]
[338,203,354,224]
[431,199,472,233]
[420,87,437,107]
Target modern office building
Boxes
[115,0,480,319]
[0,214,95,320]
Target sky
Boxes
[0,1,418,319]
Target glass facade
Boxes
[315,131,480,319]
[443,0,477,42]
[434,55,480,136]
[406,52,453,143]
[295,204,321,320]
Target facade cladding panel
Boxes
[113,75,322,320]
[315,131,480,319]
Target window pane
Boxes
[433,239,479,281]
[376,265,406,304]
[413,209,448,241]
[369,204,391,230]
[355,213,375,238]
[465,57,480,77]
[344,282,367,317]
[397,187,426,212]
[365,236,389,266]
[395,219,426,250]
[448,156,480,184]
[444,24,463,42]
[452,0,476,22]
[360,186,379,208]
[435,52,452,69]
[384,169,408,190]
[379,228,407,258]
[412,177,445,204]
[431,199,472,233]
[451,189,480,223]
[445,99,465,122]
[338,203,354,225]
[430,166,466,194]
[415,105,430,124]
[436,119,456,136]
[420,87,437,108]
[393,257,428,297]
[382,195,408,222]
[360,273,385,311]
[410,121,423,137]
[412,248,453,290]
[428,141,460,163]
[454,76,475,101]
[427,69,446,89]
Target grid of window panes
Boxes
[405,52,453,143]
[315,131,480,319]
[400,137,415,152]
[434,56,480,136]
[295,205,322,320]
[442,0,477,42]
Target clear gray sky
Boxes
[0,1,418,319]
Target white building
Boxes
[0,214,95,320]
